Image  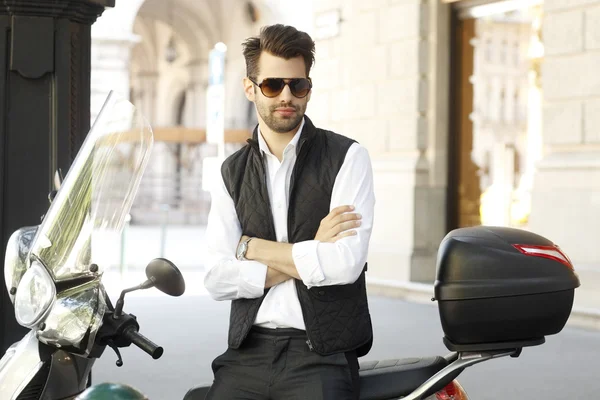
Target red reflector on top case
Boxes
[513,244,573,269]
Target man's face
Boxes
[244,52,311,134]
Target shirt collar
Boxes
[257,117,305,156]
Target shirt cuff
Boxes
[293,240,325,289]
[238,261,268,298]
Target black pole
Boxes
[446,9,460,233]
[0,0,114,354]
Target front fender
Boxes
[0,331,45,400]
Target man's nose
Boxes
[278,83,294,102]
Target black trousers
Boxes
[205,327,360,400]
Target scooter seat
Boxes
[182,357,448,400]
[183,386,210,400]
[358,356,448,400]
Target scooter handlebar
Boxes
[122,327,164,360]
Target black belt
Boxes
[250,326,307,337]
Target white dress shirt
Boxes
[203,118,376,330]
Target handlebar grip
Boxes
[123,327,164,359]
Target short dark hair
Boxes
[242,24,315,80]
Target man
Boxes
[204,24,375,399]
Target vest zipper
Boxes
[257,151,277,239]
[306,339,314,351]
[287,138,307,232]
[288,141,316,353]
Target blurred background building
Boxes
[91,0,599,309]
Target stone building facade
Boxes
[91,0,600,307]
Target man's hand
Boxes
[314,205,362,243]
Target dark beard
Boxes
[258,102,306,133]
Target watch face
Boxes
[237,242,246,260]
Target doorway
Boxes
[448,0,543,231]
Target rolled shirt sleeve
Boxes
[292,144,375,289]
[203,171,269,300]
[293,240,324,287]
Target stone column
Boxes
[530,0,600,267]
[90,36,140,120]
[90,0,144,120]
[186,62,208,129]
[309,0,451,286]
[137,72,159,126]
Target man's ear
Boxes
[243,77,255,102]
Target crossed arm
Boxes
[203,144,375,300]
[243,205,362,285]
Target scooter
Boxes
[0,92,581,400]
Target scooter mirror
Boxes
[144,258,186,297]
[113,258,186,319]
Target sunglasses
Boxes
[249,77,312,98]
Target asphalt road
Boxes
[93,292,600,400]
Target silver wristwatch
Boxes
[236,237,254,261]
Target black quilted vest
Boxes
[221,116,373,357]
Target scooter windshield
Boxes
[29,92,153,282]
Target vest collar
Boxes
[247,115,317,156]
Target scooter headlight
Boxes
[37,281,106,355]
[14,260,56,328]
[4,227,38,304]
